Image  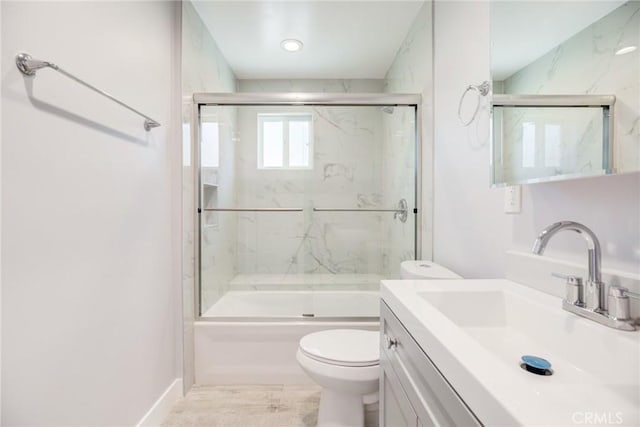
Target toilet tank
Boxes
[400,260,462,280]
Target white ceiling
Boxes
[491,1,624,81]
[191,1,425,80]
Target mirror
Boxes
[490,1,639,186]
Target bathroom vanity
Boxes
[380,302,480,426]
[380,279,640,426]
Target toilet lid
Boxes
[299,329,379,367]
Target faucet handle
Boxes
[551,272,582,284]
[607,286,633,320]
[551,272,583,305]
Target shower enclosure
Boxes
[193,93,421,320]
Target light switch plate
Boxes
[504,185,521,214]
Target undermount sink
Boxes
[381,279,640,426]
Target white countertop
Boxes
[381,279,640,426]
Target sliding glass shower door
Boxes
[195,95,420,319]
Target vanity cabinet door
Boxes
[381,338,418,427]
[381,302,482,427]
[380,364,418,427]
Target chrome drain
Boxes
[520,355,553,376]
[520,363,553,376]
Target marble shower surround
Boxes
[496,107,605,183]
[229,79,417,282]
[384,2,433,263]
[181,0,237,389]
[234,104,389,277]
[500,1,640,181]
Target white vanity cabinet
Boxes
[380,302,482,427]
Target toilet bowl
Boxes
[297,261,461,427]
[296,329,379,427]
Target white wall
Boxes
[0,2,3,422]
[433,1,510,278]
[2,2,180,425]
[433,1,639,279]
[513,172,640,273]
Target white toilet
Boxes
[297,261,461,427]
[399,260,462,280]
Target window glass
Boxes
[262,121,284,168]
[258,114,312,169]
[522,122,536,168]
[289,120,310,167]
[201,122,219,168]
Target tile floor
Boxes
[162,385,379,427]
[162,385,321,427]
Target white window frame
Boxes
[257,113,314,170]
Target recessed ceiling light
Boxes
[615,45,637,55]
[281,39,303,52]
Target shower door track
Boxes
[192,93,423,322]
[193,92,421,106]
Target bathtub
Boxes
[195,289,380,384]
[203,290,380,318]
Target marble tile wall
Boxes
[199,106,238,309]
[233,100,389,280]
[500,1,640,182]
[496,107,606,183]
[229,79,421,284]
[380,108,418,276]
[181,0,237,391]
[383,1,433,271]
[239,79,384,93]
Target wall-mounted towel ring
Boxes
[457,81,490,126]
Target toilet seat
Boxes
[299,329,379,367]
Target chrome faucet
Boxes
[532,221,603,311]
[532,221,636,331]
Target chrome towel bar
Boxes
[313,208,400,212]
[15,52,161,131]
[203,208,303,212]
[313,198,409,223]
[202,199,410,222]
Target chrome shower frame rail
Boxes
[15,52,161,131]
[192,93,422,321]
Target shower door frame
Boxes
[192,92,423,322]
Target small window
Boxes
[201,121,219,168]
[258,114,313,169]
[522,122,536,168]
[544,124,562,168]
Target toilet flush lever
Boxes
[384,334,398,350]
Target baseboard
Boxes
[136,378,183,427]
